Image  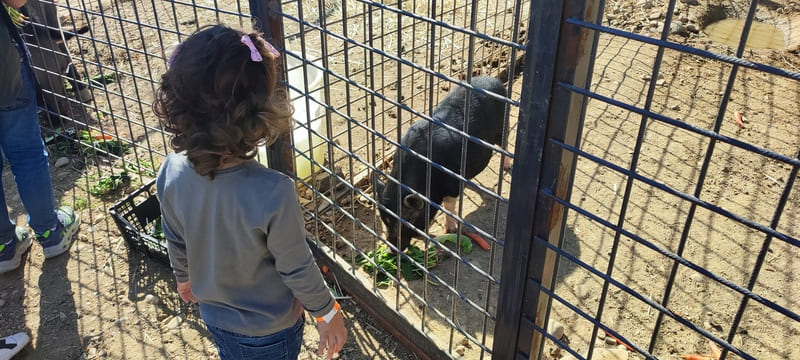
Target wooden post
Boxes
[250,0,296,177]
[494,0,601,356]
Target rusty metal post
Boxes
[250,0,295,177]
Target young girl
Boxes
[153,25,347,359]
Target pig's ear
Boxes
[372,171,385,195]
[403,194,425,210]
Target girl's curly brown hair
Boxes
[153,25,293,178]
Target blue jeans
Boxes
[0,57,59,241]
[206,316,305,360]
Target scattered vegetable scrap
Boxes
[680,339,723,360]
[356,245,441,288]
[434,233,473,254]
[680,355,715,360]
[90,72,117,87]
[464,232,491,251]
[734,111,745,128]
[603,331,634,352]
[92,130,113,140]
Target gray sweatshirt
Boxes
[156,153,334,336]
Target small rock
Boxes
[638,0,654,9]
[455,346,466,356]
[670,21,684,34]
[648,11,662,20]
[690,272,704,282]
[788,44,800,54]
[605,335,618,345]
[680,16,689,23]
[576,285,590,300]
[597,331,606,340]
[594,348,628,360]
[686,23,699,33]
[144,294,160,305]
[606,14,618,21]
[547,320,565,340]
[656,78,666,86]
[459,337,472,348]
[166,315,184,329]
[54,157,70,168]
[670,104,680,111]
[650,20,660,27]
[673,8,680,15]
[611,20,620,26]
[642,74,652,80]
[114,317,127,326]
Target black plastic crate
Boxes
[109,179,170,265]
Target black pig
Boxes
[373,76,509,253]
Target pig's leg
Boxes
[502,155,513,172]
[443,196,459,233]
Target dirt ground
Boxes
[1,166,419,360]
[2,0,799,358]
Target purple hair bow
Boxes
[241,35,280,62]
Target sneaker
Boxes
[0,332,30,360]
[0,227,32,274]
[38,206,81,259]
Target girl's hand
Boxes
[176,281,198,303]
[316,312,347,359]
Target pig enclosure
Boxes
[18,0,800,358]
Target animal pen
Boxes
[20,0,800,358]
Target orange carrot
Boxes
[680,355,715,360]
[92,131,113,140]
[464,232,490,251]
[734,111,745,128]
[708,339,722,360]
[604,331,634,352]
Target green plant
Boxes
[89,172,131,197]
[74,198,90,210]
[356,245,440,288]
[43,128,78,157]
[89,72,116,87]
[5,5,25,27]
[150,217,166,244]
[78,130,130,157]
[122,159,158,177]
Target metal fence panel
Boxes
[502,0,800,358]
[21,0,799,358]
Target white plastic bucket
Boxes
[257,56,327,180]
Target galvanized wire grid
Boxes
[29,0,255,183]
[279,0,526,356]
[26,0,528,357]
[512,0,800,358]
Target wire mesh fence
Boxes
[277,1,526,357]
[500,0,800,358]
[17,0,800,358]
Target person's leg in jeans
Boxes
[206,316,305,360]
[0,56,79,268]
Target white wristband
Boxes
[316,301,340,324]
